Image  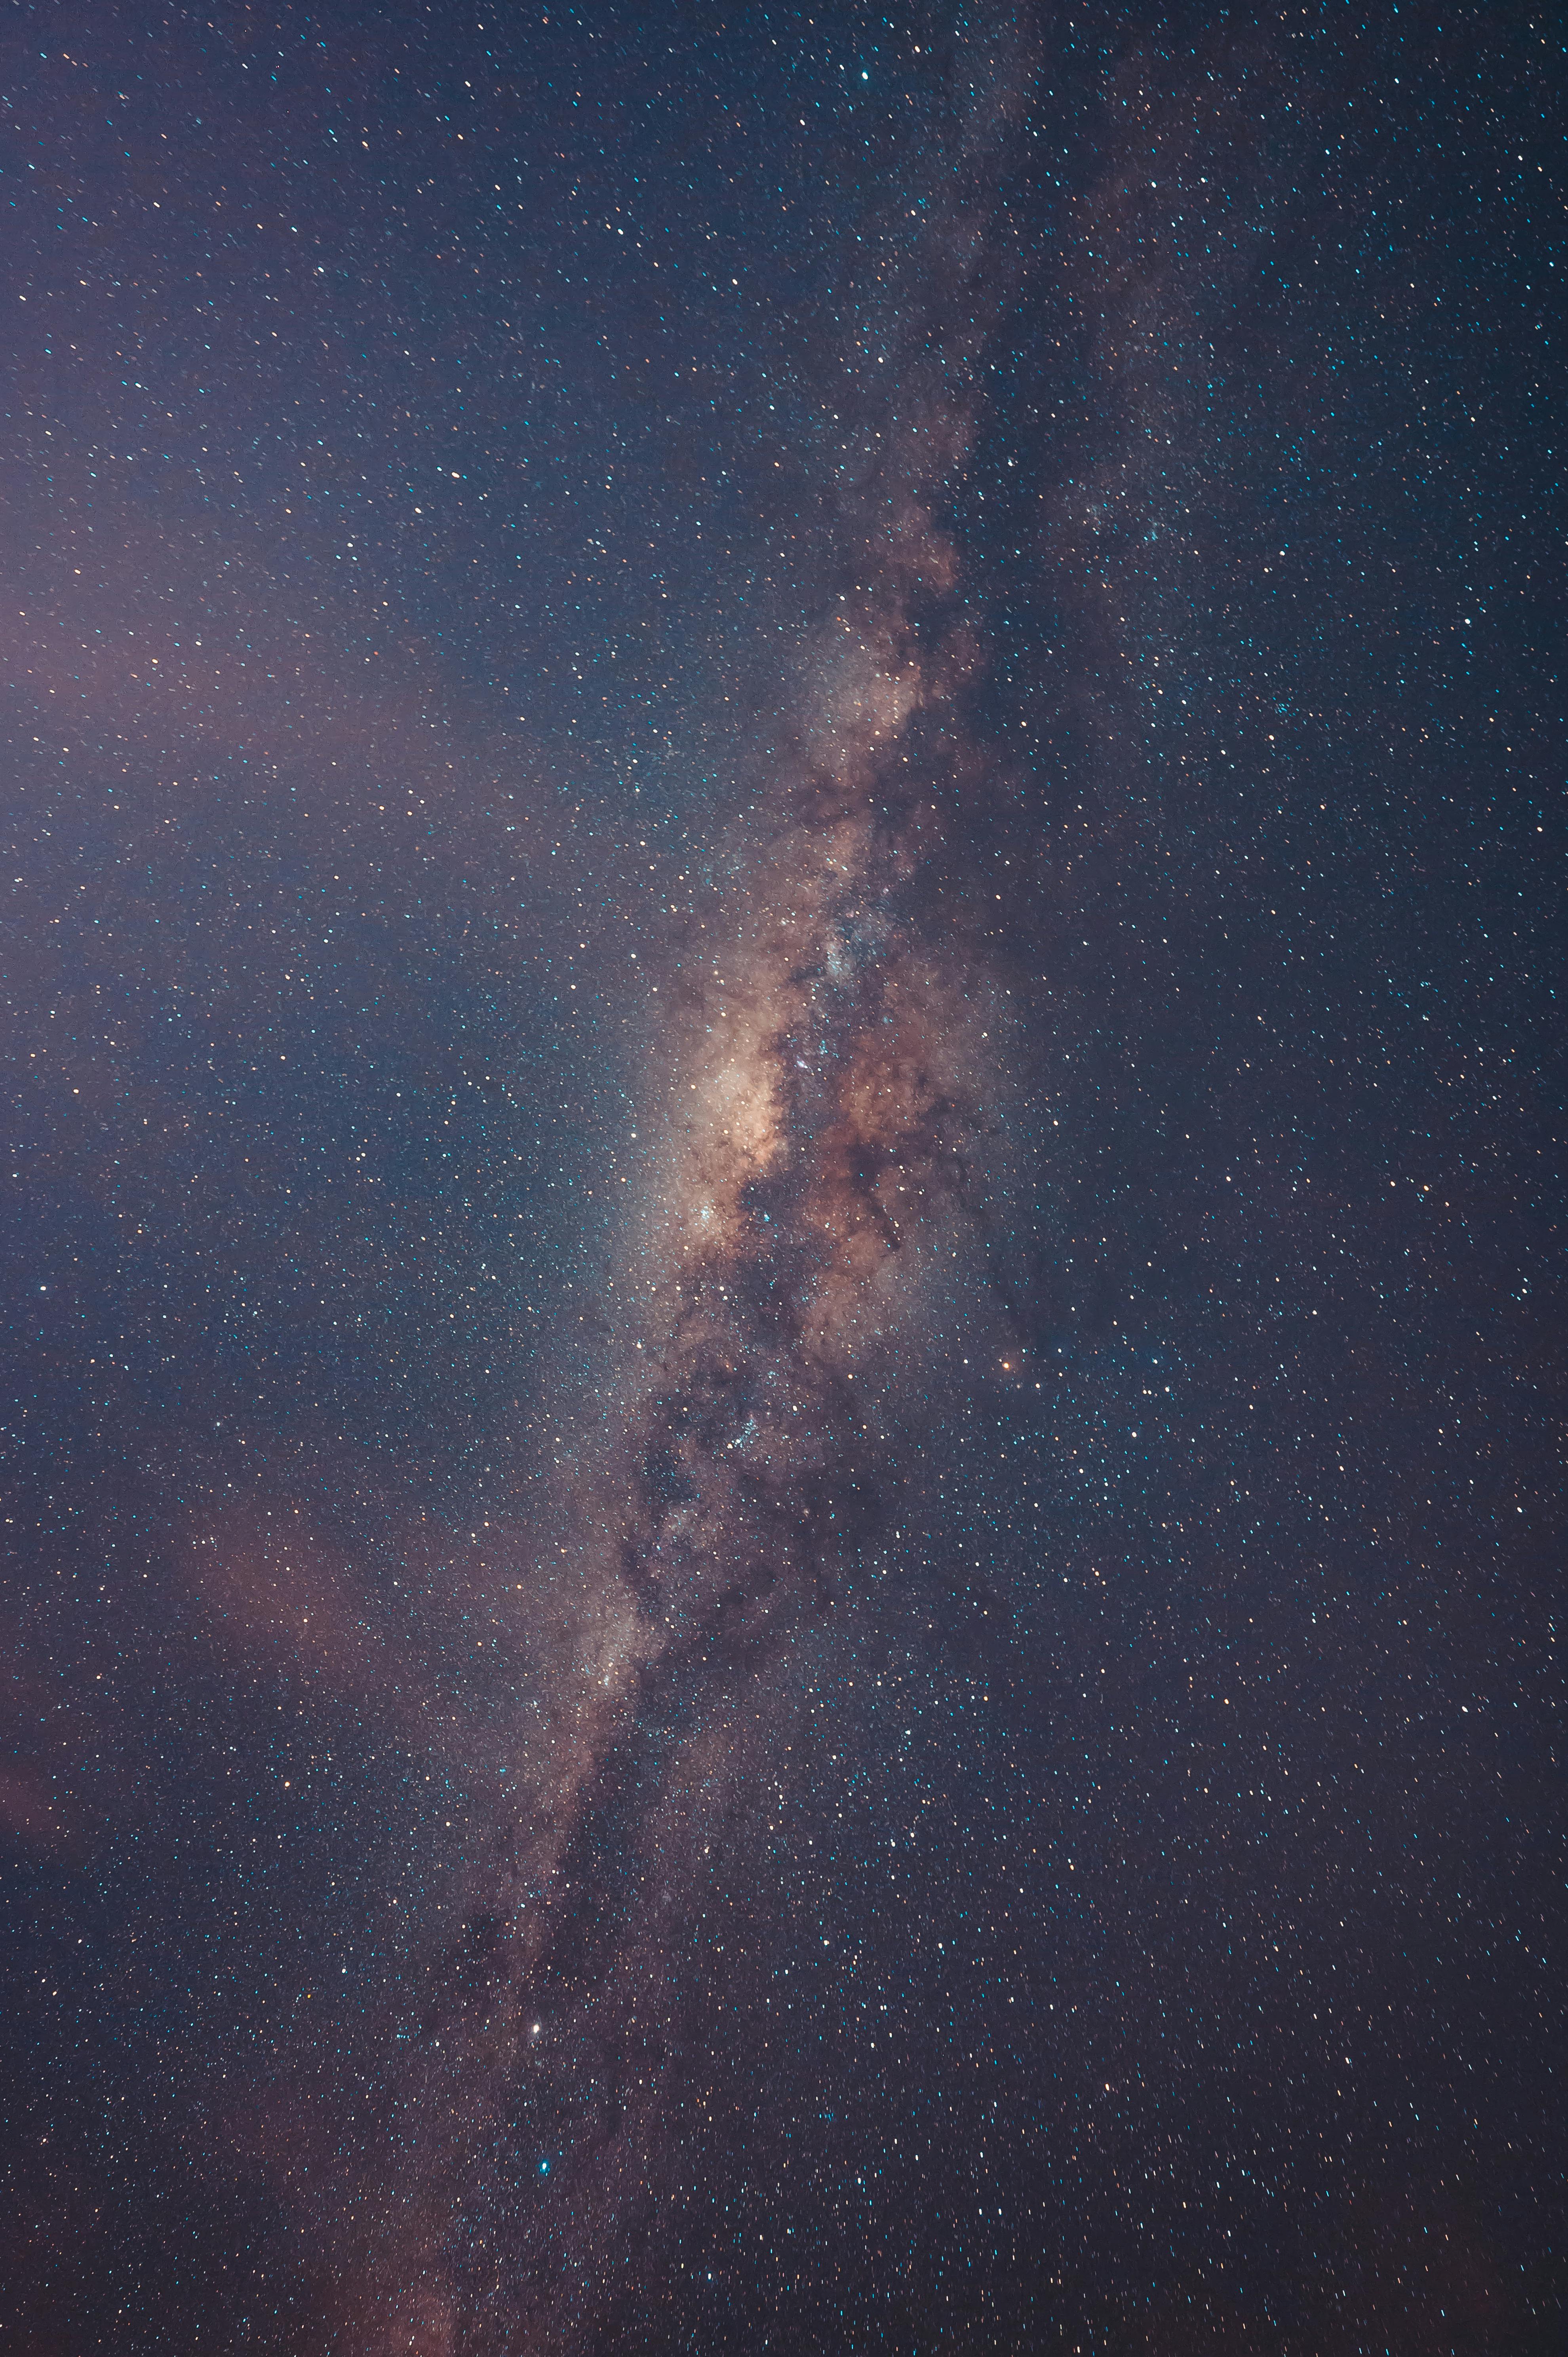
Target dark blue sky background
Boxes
[3,5,1562,2351]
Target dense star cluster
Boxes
[2,4,1562,2353]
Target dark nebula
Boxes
[2,5,1562,2353]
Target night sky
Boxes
[3,4,1563,2352]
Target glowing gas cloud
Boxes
[350,43,1035,2353]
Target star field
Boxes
[2,4,1563,2352]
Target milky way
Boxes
[4,6,1563,2354]
[350,71,1041,2345]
